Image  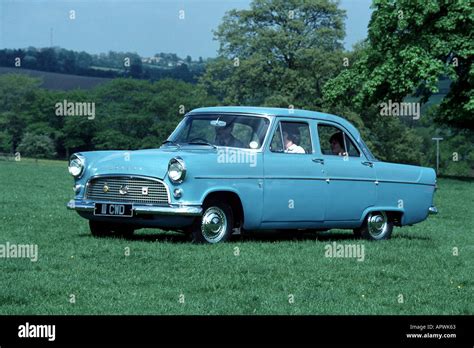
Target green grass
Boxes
[0,159,472,315]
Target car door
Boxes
[262,118,327,223]
[315,122,376,221]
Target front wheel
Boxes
[191,200,234,243]
[354,211,393,241]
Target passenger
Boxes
[283,131,305,154]
[329,132,346,156]
[215,123,244,148]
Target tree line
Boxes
[0,47,207,82]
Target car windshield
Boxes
[165,113,270,149]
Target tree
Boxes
[0,130,12,153]
[129,57,143,78]
[0,74,42,151]
[59,49,77,74]
[76,51,93,69]
[201,0,346,108]
[323,0,473,129]
[37,48,58,72]
[17,133,57,159]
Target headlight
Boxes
[68,154,85,178]
[168,157,186,183]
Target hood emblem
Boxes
[119,185,129,195]
[103,183,109,193]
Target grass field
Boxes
[0,159,472,315]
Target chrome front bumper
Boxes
[67,199,202,216]
[428,206,438,215]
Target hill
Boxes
[0,67,111,90]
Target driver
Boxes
[215,123,244,148]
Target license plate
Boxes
[94,203,133,217]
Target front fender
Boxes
[196,182,263,230]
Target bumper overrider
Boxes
[67,199,202,216]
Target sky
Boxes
[0,0,373,59]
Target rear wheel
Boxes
[354,211,393,241]
[89,220,135,238]
[191,200,234,243]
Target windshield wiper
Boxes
[186,141,217,149]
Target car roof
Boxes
[189,106,361,140]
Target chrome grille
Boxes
[85,176,169,205]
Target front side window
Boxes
[359,138,378,161]
[270,121,312,154]
[318,124,360,157]
[167,114,270,149]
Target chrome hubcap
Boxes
[367,211,388,238]
[201,207,227,243]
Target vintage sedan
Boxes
[67,106,437,243]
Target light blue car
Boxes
[67,106,438,243]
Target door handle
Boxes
[312,158,324,164]
[362,161,373,167]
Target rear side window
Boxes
[317,124,360,157]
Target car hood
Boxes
[80,146,217,180]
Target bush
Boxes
[17,133,57,159]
